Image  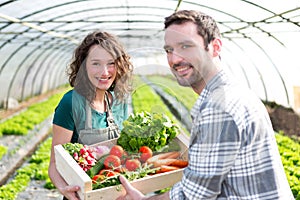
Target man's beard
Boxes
[173,70,200,88]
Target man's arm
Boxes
[116,176,170,200]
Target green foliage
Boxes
[131,76,188,135]
[62,142,84,157]
[117,111,179,152]
[0,164,33,200]
[0,137,54,199]
[276,131,300,199]
[146,75,198,110]
[132,76,175,116]
[0,175,30,200]
[0,92,65,136]
[44,178,55,189]
[0,145,7,160]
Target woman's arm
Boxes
[48,124,80,200]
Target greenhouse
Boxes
[0,0,299,199]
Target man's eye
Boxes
[165,48,173,53]
[182,45,190,49]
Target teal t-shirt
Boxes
[53,90,128,143]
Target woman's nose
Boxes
[99,65,109,75]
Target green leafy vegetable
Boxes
[62,143,83,157]
[117,111,179,153]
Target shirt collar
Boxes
[190,70,227,119]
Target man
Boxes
[117,10,294,200]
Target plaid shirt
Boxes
[170,70,294,200]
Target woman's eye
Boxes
[92,62,101,66]
[107,62,115,68]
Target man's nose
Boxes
[170,52,184,64]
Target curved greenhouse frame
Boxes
[0,0,299,111]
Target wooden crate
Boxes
[54,133,189,200]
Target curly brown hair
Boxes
[67,31,133,103]
[164,10,221,51]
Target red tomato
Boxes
[120,151,128,165]
[104,155,121,169]
[110,145,124,158]
[139,146,153,163]
[99,169,119,177]
[125,159,141,171]
[92,174,105,182]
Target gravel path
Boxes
[16,180,63,200]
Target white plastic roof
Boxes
[0,0,299,110]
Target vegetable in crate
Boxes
[62,143,97,172]
[117,111,180,152]
[93,145,110,159]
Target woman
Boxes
[48,31,133,200]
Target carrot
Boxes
[152,158,177,168]
[146,151,180,164]
[152,158,189,168]
[156,165,180,173]
[163,151,181,159]
[169,160,188,168]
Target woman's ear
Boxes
[212,38,222,57]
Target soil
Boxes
[16,180,63,200]
[266,104,300,138]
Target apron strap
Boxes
[105,92,116,126]
[85,100,92,129]
[105,92,120,139]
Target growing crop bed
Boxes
[146,75,198,110]
[0,75,299,200]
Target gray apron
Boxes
[77,93,120,145]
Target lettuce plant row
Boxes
[0,137,54,200]
[0,90,67,136]
[146,75,198,110]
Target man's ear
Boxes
[212,38,222,57]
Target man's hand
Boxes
[116,175,146,200]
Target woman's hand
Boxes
[116,176,146,200]
[59,185,81,200]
